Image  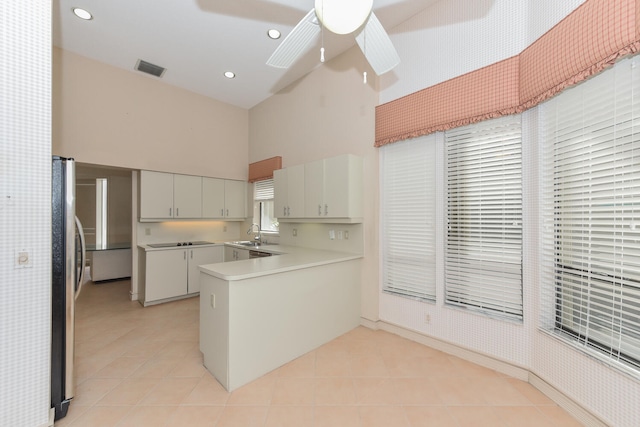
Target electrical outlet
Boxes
[425,314,431,324]
[337,230,343,240]
[223,225,227,232]
[293,228,297,237]
[145,228,151,236]
[344,230,349,240]
[329,230,335,240]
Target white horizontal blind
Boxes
[445,116,523,319]
[381,135,437,301]
[540,55,640,373]
[254,178,274,201]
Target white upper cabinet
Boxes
[140,171,201,221]
[223,179,247,219]
[173,174,202,219]
[202,177,247,220]
[202,177,225,218]
[274,164,305,218]
[139,170,175,220]
[140,171,246,222]
[304,154,363,221]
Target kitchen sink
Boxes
[229,240,260,247]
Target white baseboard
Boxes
[360,317,607,426]
[529,373,608,427]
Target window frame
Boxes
[539,55,640,375]
[444,115,524,321]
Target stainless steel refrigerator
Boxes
[51,156,86,421]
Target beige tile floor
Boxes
[56,277,584,427]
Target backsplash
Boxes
[135,220,242,245]
[278,222,363,254]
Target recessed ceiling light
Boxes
[267,29,281,40]
[224,71,236,79]
[72,7,93,20]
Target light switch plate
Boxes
[15,249,32,268]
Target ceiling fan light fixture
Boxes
[314,0,373,35]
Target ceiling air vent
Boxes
[134,59,166,78]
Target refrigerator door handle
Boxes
[75,216,86,299]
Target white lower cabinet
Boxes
[143,249,188,303]
[188,246,224,294]
[224,246,249,261]
[141,246,223,306]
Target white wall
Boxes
[249,47,380,321]
[52,48,249,181]
[375,1,638,426]
[380,0,585,104]
[0,1,52,426]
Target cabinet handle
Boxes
[226,209,229,217]
[318,205,322,216]
[176,208,179,217]
[287,206,290,216]
[221,208,224,217]
[169,208,172,217]
[190,250,193,259]
[184,251,186,260]
[283,206,287,216]
[325,204,328,216]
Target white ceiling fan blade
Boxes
[266,9,320,69]
[355,12,400,75]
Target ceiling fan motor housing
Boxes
[314,0,374,35]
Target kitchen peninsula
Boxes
[198,244,362,391]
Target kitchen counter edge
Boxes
[198,245,362,281]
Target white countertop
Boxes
[138,242,223,251]
[198,244,362,281]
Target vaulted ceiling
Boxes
[53,0,439,109]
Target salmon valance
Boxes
[375,0,640,147]
[248,156,282,182]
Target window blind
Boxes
[381,135,437,301]
[445,115,523,319]
[254,178,274,201]
[540,55,640,373]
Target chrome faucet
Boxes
[247,223,261,245]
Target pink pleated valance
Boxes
[375,0,640,147]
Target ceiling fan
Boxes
[266,0,400,76]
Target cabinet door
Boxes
[273,168,288,218]
[140,171,174,219]
[323,155,351,218]
[223,246,250,261]
[224,180,246,219]
[224,246,236,262]
[287,164,305,218]
[202,177,225,218]
[174,174,202,218]
[235,248,250,260]
[145,249,187,302]
[304,159,325,218]
[188,246,223,294]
